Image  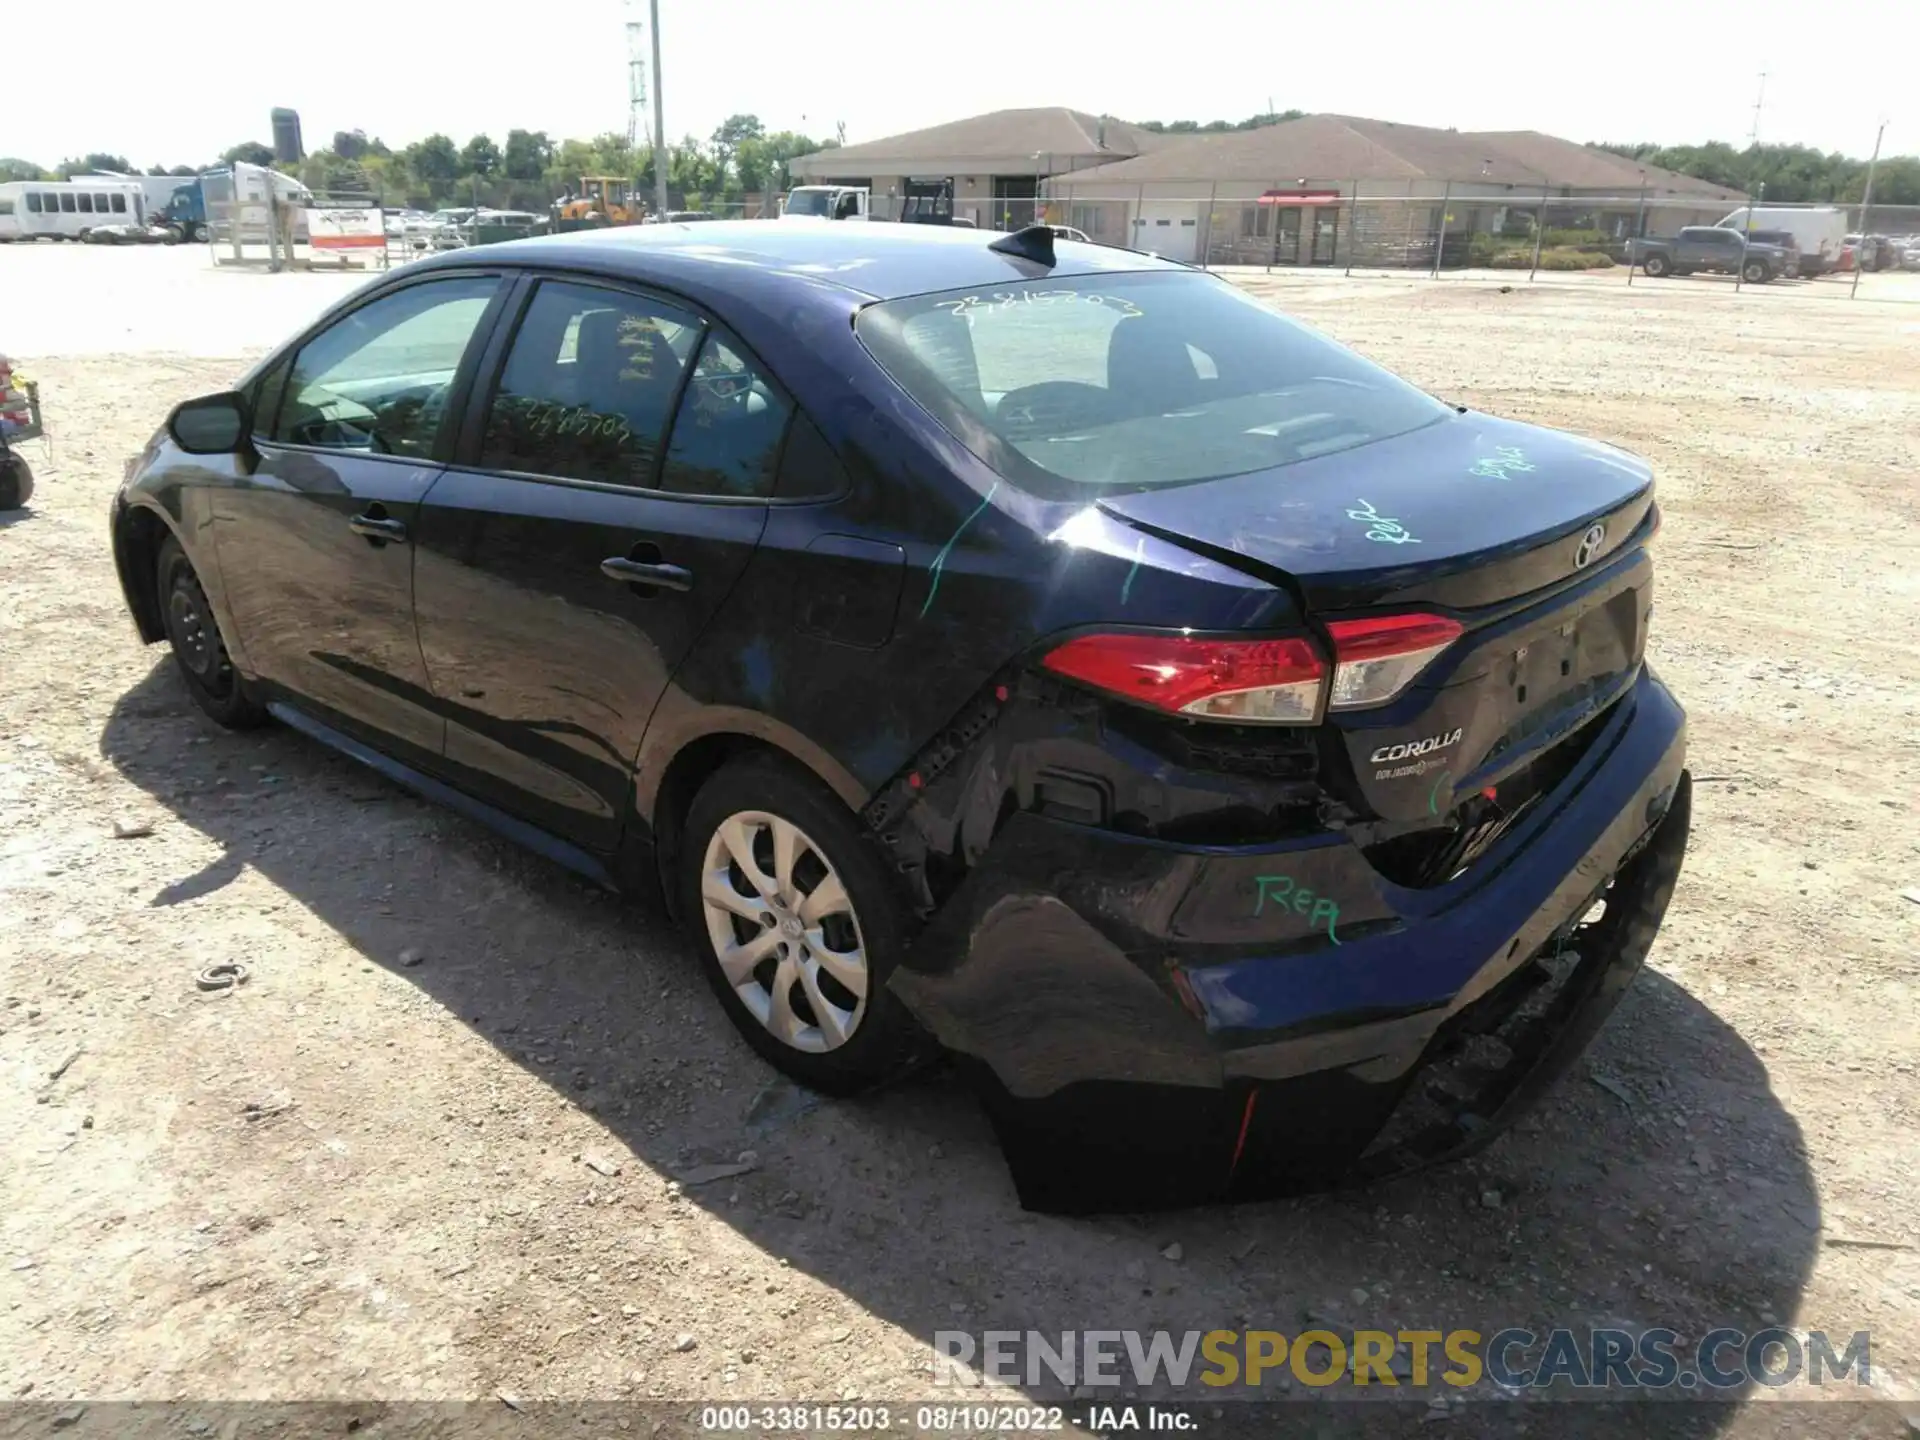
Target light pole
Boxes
[1851,120,1886,299]
[650,0,668,219]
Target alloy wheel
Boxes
[700,810,869,1054]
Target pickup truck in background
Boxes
[1628,226,1791,282]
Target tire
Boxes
[1641,253,1669,277]
[190,223,208,244]
[678,757,927,1094]
[0,450,31,509]
[1743,260,1771,284]
[154,535,268,729]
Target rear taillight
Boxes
[1043,613,1462,724]
[1042,632,1326,725]
[1325,613,1463,710]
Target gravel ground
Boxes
[2,245,1918,1435]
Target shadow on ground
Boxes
[99,659,1829,1422]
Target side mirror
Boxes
[168,391,251,455]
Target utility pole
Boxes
[1851,120,1885,299]
[650,0,669,219]
[1749,70,1767,149]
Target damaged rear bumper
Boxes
[888,667,1691,1211]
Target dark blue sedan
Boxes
[110,221,1690,1210]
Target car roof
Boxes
[426,219,1182,303]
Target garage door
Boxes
[1131,201,1200,262]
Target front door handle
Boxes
[600,556,693,592]
[349,512,408,544]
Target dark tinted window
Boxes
[250,356,293,439]
[0,199,12,216]
[774,413,849,499]
[660,335,792,498]
[856,271,1449,500]
[78,193,94,214]
[274,276,499,455]
[24,193,41,214]
[479,280,701,488]
[110,193,127,214]
[60,193,77,213]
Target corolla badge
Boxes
[1574,522,1607,569]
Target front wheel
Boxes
[155,535,268,729]
[1743,259,1771,283]
[679,758,927,1094]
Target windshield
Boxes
[785,189,833,217]
[856,271,1451,500]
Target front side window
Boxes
[273,276,500,455]
[111,193,127,213]
[856,272,1451,501]
[479,280,701,488]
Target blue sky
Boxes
[12,0,1907,166]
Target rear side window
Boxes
[659,335,792,498]
[855,272,1449,500]
[0,199,12,216]
[479,280,702,488]
[274,276,500,455]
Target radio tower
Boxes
[625,0,651,151]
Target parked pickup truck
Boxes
[1628,227,1791,282]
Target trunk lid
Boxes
[1094,411,1653,612]
[1096,413,1658,828]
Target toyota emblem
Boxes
[1574,522,1607,569]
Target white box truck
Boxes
[1716,206,1848,276]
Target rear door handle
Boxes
[349,512,408,544]
[600,556,693,592]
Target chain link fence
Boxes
[1031,179,1919,298]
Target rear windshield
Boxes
[855,271,1450,500]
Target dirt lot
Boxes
[2,246,1918,1433]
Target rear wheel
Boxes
[1641,253,1670,277]
[0,450,31,510]
[678,758,925,1094]
[155,535,267,729]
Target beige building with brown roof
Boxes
[791,108,1747,267]
[1052,114,1747,266]
[786,107,1168,228]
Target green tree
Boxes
[709,113,764,186]
[503,129,553,182]
[57,152,134,177]
[405,134,461,201]
[1,157,48,182]
[461,134,502,179]
[222,141,276,167]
